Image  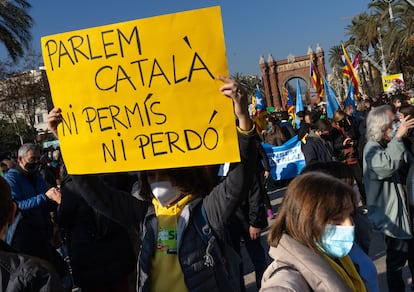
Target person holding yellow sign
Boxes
[48,76,257,292]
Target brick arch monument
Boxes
[259,44,326,110]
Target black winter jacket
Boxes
[0,240,64,291]
[58,175,136,287]
[301,132,334,164]
[71,129,257,291]
[257,140,270,173]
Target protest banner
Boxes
[382,73,404,92]
[262,135,306,180]
[41,6,240,174]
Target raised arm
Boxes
[204,77,257,231]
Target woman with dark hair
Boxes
[261,172,366,291]
[48,76,257,292]
[391,94,405,117]
[262,115,286,146]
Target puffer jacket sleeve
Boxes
[203,126,258,232]
[0,252,65,292]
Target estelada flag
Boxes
[286,86,295,121]
[342,43,360,98]
[253,87,267,133]
[310,57,324,97]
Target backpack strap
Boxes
[193,202,242,292]
[193,202,216,267]
[193,203,210,242]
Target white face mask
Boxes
[150,181,181,207]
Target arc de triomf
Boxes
[259,44,326,110]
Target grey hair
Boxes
[18,143,41,158]
[366,105,393,142]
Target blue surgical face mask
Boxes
[319,224,354,258]
[391,121,400,139]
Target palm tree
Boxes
[328,45,344,71]
[382,2,414,72]
[368,0,414,88]
[0,0,33,62]
[345,12,382,97]
[328,45,346,98]
[231,72,262,103]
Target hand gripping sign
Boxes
[41,6,240,174]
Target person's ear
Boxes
[17,156,24,166]
[7,202,17,225]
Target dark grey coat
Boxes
[0,240,64,292]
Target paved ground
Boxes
[242,187,413,292]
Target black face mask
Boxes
[24,162,39,174]
[338,120,347,128]
[320,134,331,140]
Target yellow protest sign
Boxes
[41,6,240,174]
[382,73,404,92]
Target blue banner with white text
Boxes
[262,135,306,180]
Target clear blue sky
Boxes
[4,0,372,75]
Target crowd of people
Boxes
[1,82,414,291]
[259,91,414,291]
